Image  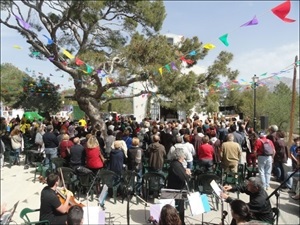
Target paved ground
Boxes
[1,156,299,225]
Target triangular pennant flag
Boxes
[218,33,229,46]
[203,43,215,50]
[240,15,259,27]
[158,67,163,76]
[271,0,295,23]
[85,64,93,74]
[164,64,171,73]
[106,77,113,84]
[32,51,40,56]
[13,45,22,49]
[296,60,300,66]
[75,57,85,66]
[42,34,53,45]
[260,72,267,76]
[62,48,74,59]
[15,15,31,30]
[188,50,197,56]
[170,62,178,71]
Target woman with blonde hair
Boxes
[59,134,74,162]
[85,135,104,174]
[10,126,24,165]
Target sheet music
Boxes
[210,180,222,197]
[149,199,175,222]
[188,192,211,216]
[83,206,105,225]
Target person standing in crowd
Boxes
[273,130,288,182]
[253,132,275,190]
[290,137,300,169]
[148,135,166,173]
[198,135,215,172]
[35,125,45,153]
[85,135,104,174]
[220,133,241,173]
[59,134,74,163]
[43,125,59,170]
[69,137,85,170]
[9,126,23,165]
[221,177,273,224]
[104,129,115,158]
[109,141,125,174]
[39,173,71,225]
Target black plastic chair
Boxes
[51,157,66,172]
[97,169,121,204]
[58,167,77,192]
[120,170,139,204]
[75,166,96,201]
[142,172,166,202]
[223,171,240,199]
[193,173,221,210]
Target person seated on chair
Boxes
[66,205,84,225]
[229,199,270,225]
[220,177,273,224]
[39,173,72,225]
[159,204,182,225]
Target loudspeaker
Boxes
[260,116,268,130]
[239,113,244,120]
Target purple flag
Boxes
[15,15,31,30]
[240,15,258,27]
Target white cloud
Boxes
[232,41,299,81]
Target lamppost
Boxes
[252,74,259,132]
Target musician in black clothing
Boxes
[167,148,191,225]
[221,177,273,224]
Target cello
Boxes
[57,168,85,209]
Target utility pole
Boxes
[288,55,298,147]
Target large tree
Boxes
[1,0,238,129]
[0,63,61,112]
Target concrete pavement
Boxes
[1,156,299,225]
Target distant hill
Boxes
[260,76,299,93]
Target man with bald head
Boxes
[147,134,166,172]
[69,137,85,170]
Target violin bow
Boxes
[59,168,66,191]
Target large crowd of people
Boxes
[0,114,299,225]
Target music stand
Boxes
[0,201,19,225]
[161,189,188,225]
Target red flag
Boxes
[75,57,85,66]
[271,0,296,23]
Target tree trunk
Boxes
[74,89,105,132]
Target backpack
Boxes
[260,139,273,156]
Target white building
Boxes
[133,33,207,122]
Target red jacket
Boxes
[198,143,214,160]
[85,146,104,169]
[59,140,74,159]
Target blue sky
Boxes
[1,1,299,90]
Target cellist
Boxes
[39,173,72,225]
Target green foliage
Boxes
[0,63,27,107]
[0,63,61,113]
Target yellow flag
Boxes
[158,67,163,76]
[62,48,74,59]
[203,43,216,50]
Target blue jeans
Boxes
[273,161,284,181]
[10,148,20,164]
[286,171,300,190]
[258,156,273,189]
[44,148,57,170]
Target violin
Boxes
[56,187,85,208]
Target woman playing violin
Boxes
[39,173,72,225]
